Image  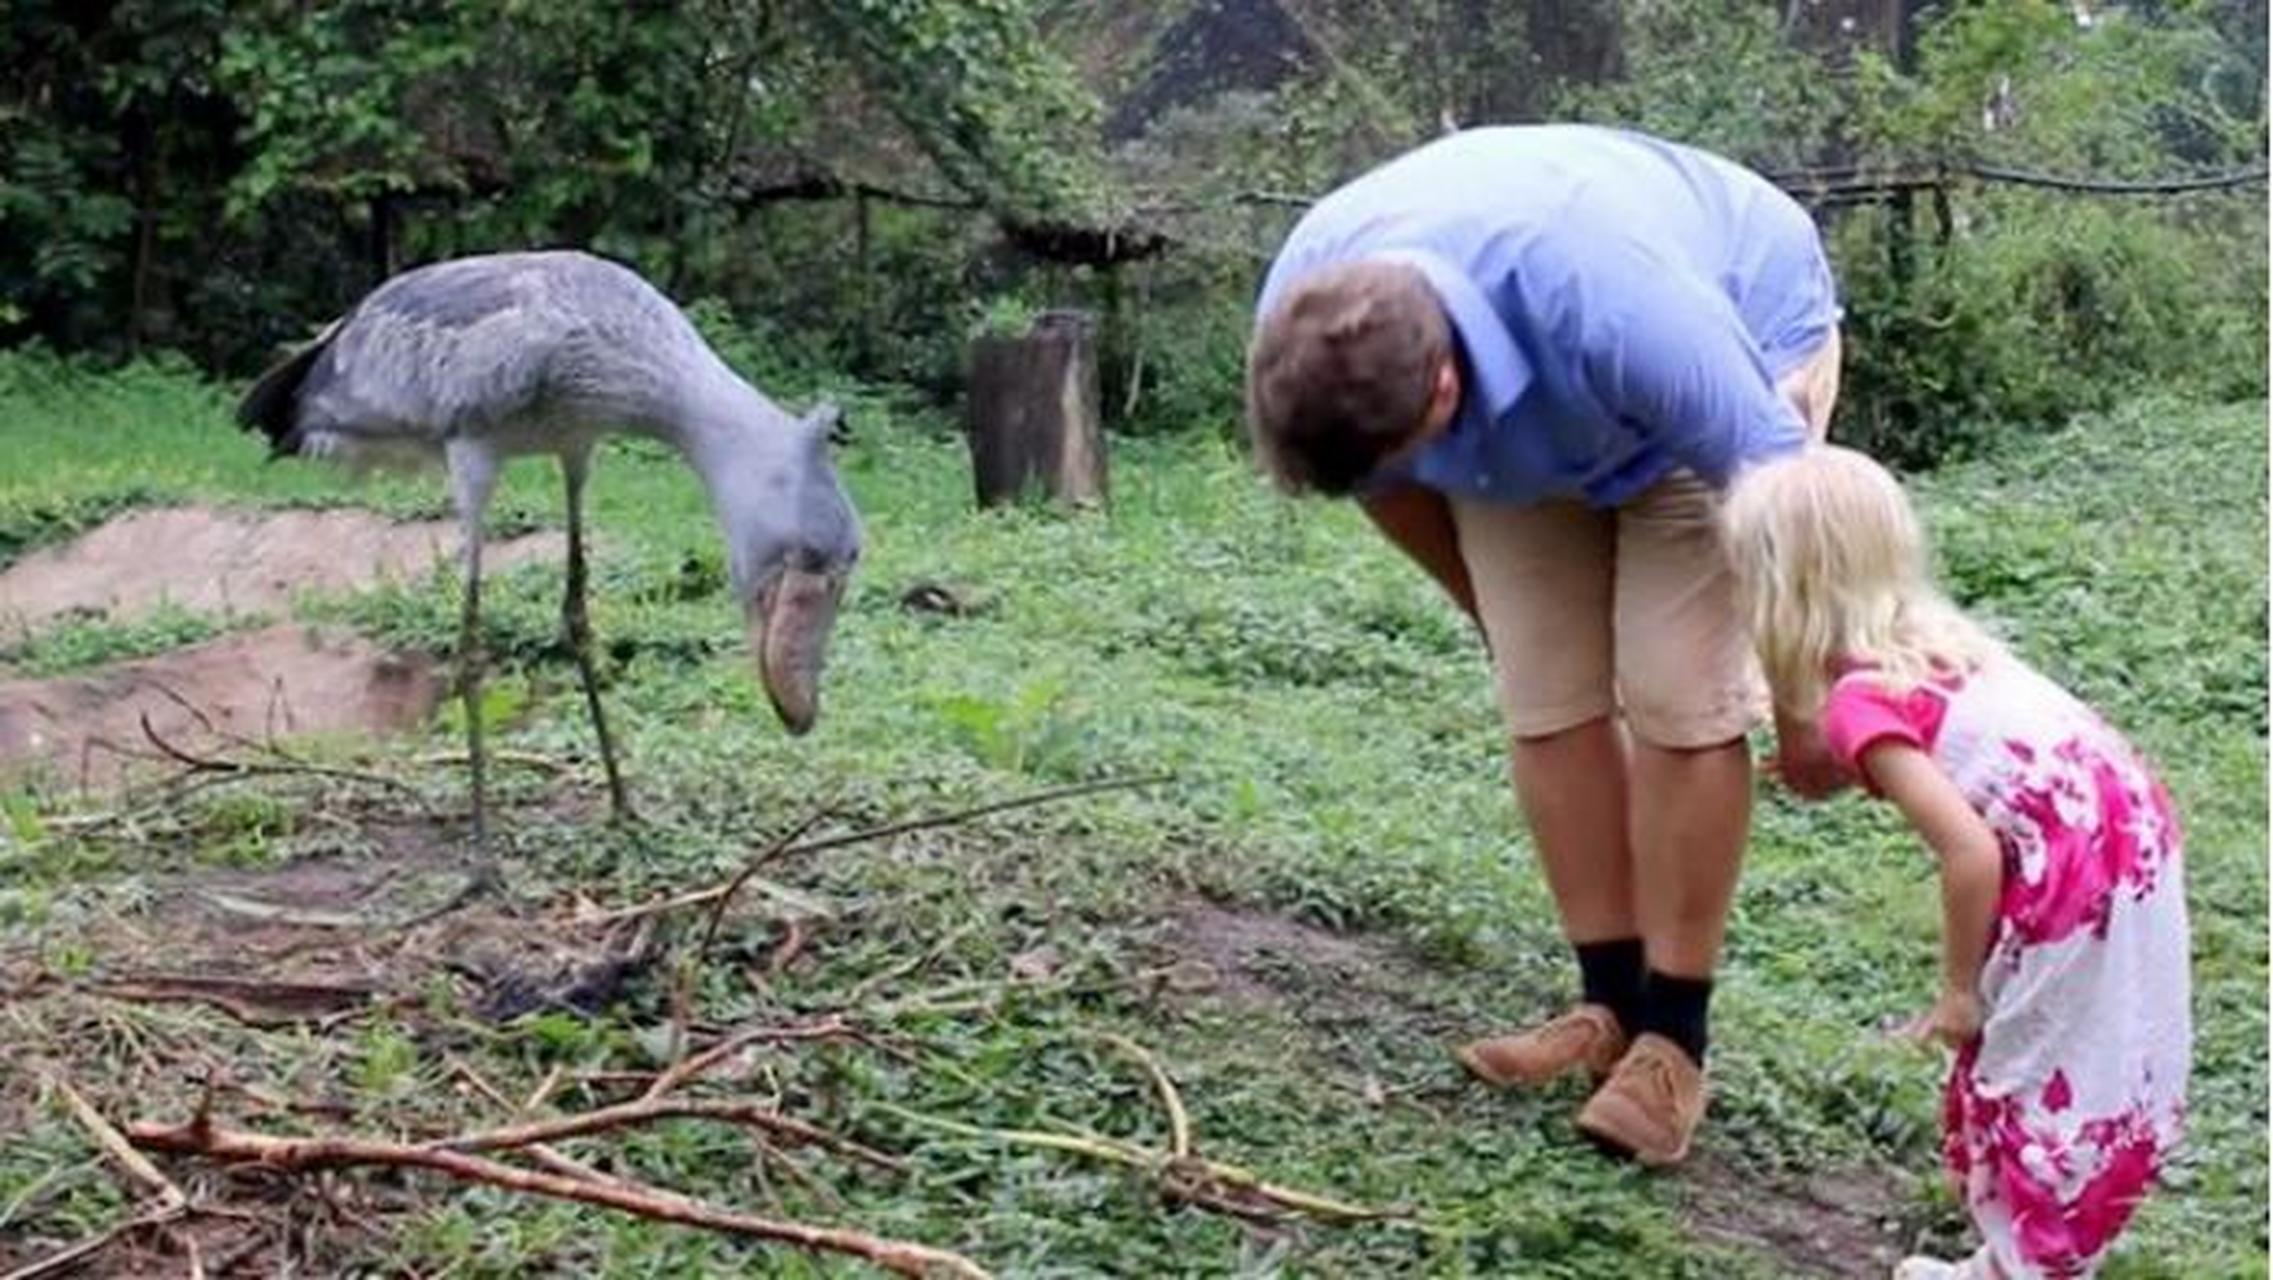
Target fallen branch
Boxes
[6,1078,194,1280]
[660,809,835,1064]
[642,1017,856,1102]
[84,974,378,1027]
[126,1115,987,1278]
[694,808,836,960]
[136,713,427,805]
[415,748,572,774]
[1092,1033,1190,1160]
[0,1203,188,1280]
[446,1057,627,1188]
[877,1105,1400,1225]
[51,1075,185,1210]
[426,1095,905,1175]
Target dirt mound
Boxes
[0,624,441,788]
[0,505,561,629]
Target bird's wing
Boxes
[293,256,581,443]
[236,319,343,456]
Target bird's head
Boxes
[733,400,862,735]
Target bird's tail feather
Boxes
[235,321,338,458]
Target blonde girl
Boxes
[1722,446,2190,1280]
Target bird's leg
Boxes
[459,513,490,850]
[448,442,502,892]
[561,454,633,822]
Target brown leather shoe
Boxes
[1451,1003,1628,1089]
[1574,1032,1707,1167]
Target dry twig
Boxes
[1091,1033,1191,1159]
[880,1105,1399,1225]
[694,808,834,961]
[137,713,426,804]
[124,1116,985,1278]
[642,1017,855,1102]
[445,1056,625,1188]
[426,1095,905,1175]
[4,1078,195,1280]
[51,1075,185,1210]
[582,775,1169,927]
[0,1203,189,1280]
[84,974,379,1027]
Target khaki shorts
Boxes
[1451,330,1841,749]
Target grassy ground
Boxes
[0,347,2262,1278]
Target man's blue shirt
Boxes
[1257,125,1841,506]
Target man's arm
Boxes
[1358,484,1479,623]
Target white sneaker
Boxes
[1893,1249,1997,1280]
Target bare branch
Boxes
[642,1018,855,1102]
[125,1116,986,1278]
[0,1204,187,1280]
[1092,1033,1191,1160]
[50,1075,185,1210]
[426,1095,906,1175]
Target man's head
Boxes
[1245,260,1459,496]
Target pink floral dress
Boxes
[1821,657,2191,1279]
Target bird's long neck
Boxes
[668,361,801,594]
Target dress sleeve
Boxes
[1820,675,1945,783]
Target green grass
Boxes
[0,345,2261,1278]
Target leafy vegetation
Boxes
[4,1,2262,459]
[0,4,2263,1275]
[0,353,2260,1277]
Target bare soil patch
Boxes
[5,813,654,1037]
[0,623,441,788]
[1155,900,1472,1041]
[1679,1153,1918,1278]
[0,505,560,630]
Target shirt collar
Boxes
[1368,248,1529,425]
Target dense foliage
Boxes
[2,1,2264,458]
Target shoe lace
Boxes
[1626,1045,1685,1108]
[1539,1010,1603,1051]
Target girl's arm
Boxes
[1857,741,2002,1039]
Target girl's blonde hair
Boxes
[1721,445,2001,717]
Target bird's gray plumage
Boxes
[235,250,862,862]
[243,252,753,466]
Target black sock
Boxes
[1574,938,1646,1034]
[1639,970,1713,1065]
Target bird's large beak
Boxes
[748,569,841,735]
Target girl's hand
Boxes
[1905,988,1985,1049]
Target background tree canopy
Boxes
[2,0,2265,462]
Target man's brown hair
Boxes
[1245,261,1450,495]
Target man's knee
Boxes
[1620,680,1760,751]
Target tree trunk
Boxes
[369,193,400,283]
[966,310,1109,511]
[126,108,156,356]
[852,190,874,376]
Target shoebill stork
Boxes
[236,250,861,844]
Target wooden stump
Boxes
[967,310,1109,510]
